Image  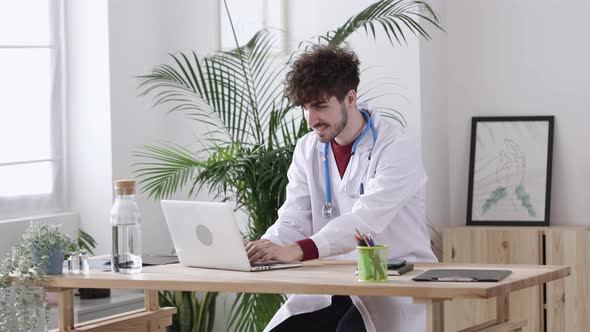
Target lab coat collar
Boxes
[315,106,379,155]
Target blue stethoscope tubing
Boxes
[322,109,377,218]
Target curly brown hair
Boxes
[285,45,360,106]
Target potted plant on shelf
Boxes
[0,222,73,331]
[134,0,441,331]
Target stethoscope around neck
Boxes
[322,109,377,219]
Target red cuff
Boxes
[296,238,319,261]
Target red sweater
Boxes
[296,141,353,261]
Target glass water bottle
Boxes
[110,180,142,274]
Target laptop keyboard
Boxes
[251,262,279,267]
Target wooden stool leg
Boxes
[58,288,74,331]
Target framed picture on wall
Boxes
[466,116,554,226]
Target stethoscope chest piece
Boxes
[321,202,335,218]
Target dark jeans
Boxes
[270,296,366,332]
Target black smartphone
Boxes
[387,259,407,269]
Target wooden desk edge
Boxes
[40,263,571,300]
[484,265,570,297]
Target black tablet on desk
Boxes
[412,269,512,282]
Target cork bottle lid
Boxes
[114,179,136,195]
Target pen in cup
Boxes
[354,228,375,247]
[362,234,372,247]
[353,228,367,246]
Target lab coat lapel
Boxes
[336,128,373,194]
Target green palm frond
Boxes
[138,51,254,145]
[321,0,441,47]
[159,290,218,332]
[227,293,286,332]
[138,30,299,148]
[132,145,202,200]
[189,144,243,202]
[77,229,97,255]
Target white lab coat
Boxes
[261,107,437,332]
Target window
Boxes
[220,0,287,52]
[0,1,65,219]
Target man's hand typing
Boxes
[245,239,303,264]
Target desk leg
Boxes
[496,294,509,324]
[413,298,445,332]
[426,300,435,332]
[145,289,168,331]
[57,288,74,331]
[145,289,159,311]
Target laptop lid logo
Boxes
[195,224,213,246]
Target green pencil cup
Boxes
[357,245,388,282]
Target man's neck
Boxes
[334,107,366,146]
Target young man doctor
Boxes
[245,45,437,332]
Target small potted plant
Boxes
[0,222,72,331]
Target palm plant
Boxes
[159,291,218,332]
[133,1,440,331]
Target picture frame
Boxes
[466,116,554,226]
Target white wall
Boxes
[419,0,450,230]
[108,0,220,256]
[444,0,590,225]
[108,0,175,257]
[106,3,229,332]
[65,0,113,255]
[63,0,221,257]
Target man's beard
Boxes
[318,104,348,143]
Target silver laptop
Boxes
[161,200,302,272]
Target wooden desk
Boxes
[45,260,570,332]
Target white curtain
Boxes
[0,0,64,219]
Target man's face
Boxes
[303,96,348,143]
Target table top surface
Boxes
[44,260,570,299]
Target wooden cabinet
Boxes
[443,226,590,332]
[544,229,590,331]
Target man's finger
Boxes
[260,252,274,262]
[249,247,270,263]
[245,240,261,252]
[245,239,270,252]
[246,242,271,259]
